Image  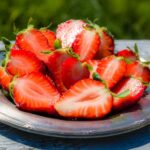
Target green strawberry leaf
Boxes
[54,39,62,49]
[112,89,130,98]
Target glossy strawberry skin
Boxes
[113,77,146,111]
[61,58,90,89]
[6,50,45,76]
[55,79,112,119]
[16,28,52,63]
[56,19,86,48]
[72,29,100,61]
[13,72,60,114]
[97,55,127,88]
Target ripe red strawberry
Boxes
[56,19,86,48]
[113,77,146,111]
[41,29,56,50]
[6,50,45,76]
[117,49,137,62]
[125,61,150,83]
[61,58,90,89]
[96,55,126,88]
[47,49,71,93]
[13,72,60,114]
[72,29,100,61]
[94,29,114,59]
[55,79,112,119]
[16,28,52,63]
[0,66,12,90]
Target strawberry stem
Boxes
[54,39,62,49]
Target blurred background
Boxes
[0,0,149,39]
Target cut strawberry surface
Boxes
[13,72,60,114]
[16,28,52,63]
[55,79,112,119]
[6,50,45,76]
[56,19,86,48]
[113,77,145,111]
[95,30,114,59]
[126,61,150,83]
[61,58,90,89]
[97,55,126,88]
[0,66,12,90]
[41,29,56,50]
[72,29,100,61]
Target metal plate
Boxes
[0,40,150,138]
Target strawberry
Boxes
[0,66,12,90]
[61,58,90,89]
[55,79,112,119]
[56,19,86,48]
[6,50,45,76]
[47,49,71,93]
[96,55,126,88]
[72,29,100,61]
[94,28,114,59]
[16,27,52,63]
[12,72,60,114]
[117,49,137,62]
[113,77,146,111]
[41,29,56,50]
[125,61,150,83]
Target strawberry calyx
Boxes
[54,39,62,49]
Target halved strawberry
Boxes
[72,29,100,61]
[113,77,146,111]
[0,66,12,90]
[55,79,112,119]
[96,55,126,88]
[12,72,60,114]
[16,28,52,63]
[6,50,45,76]
[125,61,150,83]
[117,49,137,62]
[56,19,86,48]
[41,29,56,50]
[61,58,90,89]
[94,28,114,59]
[47,49,71,93]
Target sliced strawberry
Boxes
[55,79,112,119]
[125,61,150,83]
[117,49,137,62]
[113,77,145,111]
[16,28,51,63]
[47,49,71,93]
[13,72,60,114]
[41,29,56,50]
[61,58,90,89]
[95,29,114,59]
[56,19,86,48]
[6,50,45,76]
[0,66,12,90]
[97,55,126,88]
[72,29,100,61]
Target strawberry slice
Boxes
[125,61,150,83]
[12,72,60,114]
[6,50,45,76]
[41,29,56,50]
[0,66,12,90]
[113,77,146,111]
[72,29,100,61]
[16,28,52,63]
[96,55,126,88]
[117,49,137,62]
[47,49,71,93]
[61,58,90,89]
[56,19,86,48]
[94,29,114,59]
[55,79,112,119]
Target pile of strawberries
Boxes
[0,19,150,119]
